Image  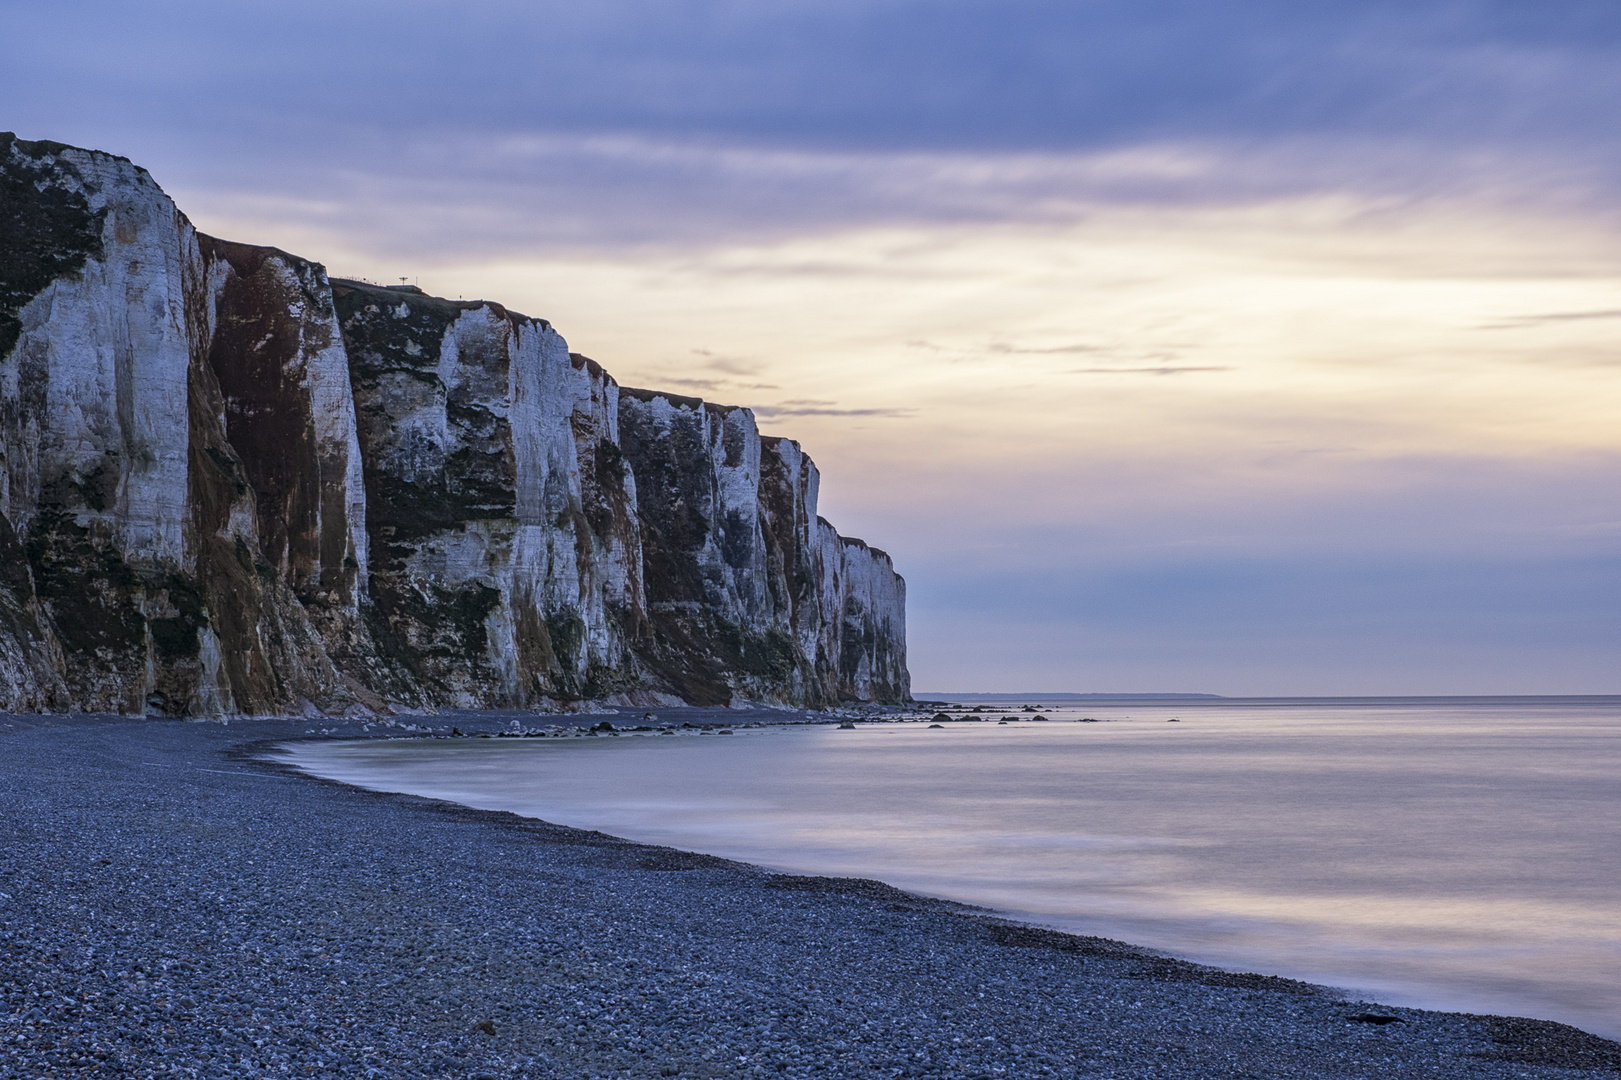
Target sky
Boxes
[4,0,1618,694]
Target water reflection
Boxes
[281,698,1621,1038]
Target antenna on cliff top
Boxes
[399,277,409,285]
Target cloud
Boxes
[11,1,1621,154]
[1480,308,1621,328]
[1067,366,1234,375]
[753,405,916,418]
[83,132,1621,259]
[990,343,1102,354]
[10,1,1621,256]
[906,552,1621,695]
[698,356,762,376]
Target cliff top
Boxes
[328,276,547,330]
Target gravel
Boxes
[3,710,1619,1079]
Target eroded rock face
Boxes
[331,283,649,708]
[0,134,909,714]
[616,393,909,705]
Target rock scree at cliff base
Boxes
[0,133,908,716]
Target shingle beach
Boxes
[4,712,1619,1080]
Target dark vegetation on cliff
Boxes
[0,133,106,360]
[0,134,909,715]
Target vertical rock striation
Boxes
[617,392,908,705]
[0,134,908,714]
[329,282,648,709]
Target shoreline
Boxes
[4,711,1619,1079]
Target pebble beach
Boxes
[4,711,1619,1080]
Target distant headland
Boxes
[917,692,1223,701]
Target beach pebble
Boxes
[0,710,1611,1080]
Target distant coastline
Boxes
[915,691,1224,700]
[917,692,1621,703]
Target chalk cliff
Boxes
[0,134,908,715]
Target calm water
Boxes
[280,697,1621,1038]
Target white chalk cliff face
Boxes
[0,134,908,715]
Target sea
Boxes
[279,696,1621,1039]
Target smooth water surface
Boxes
[281,698,1621,1038]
